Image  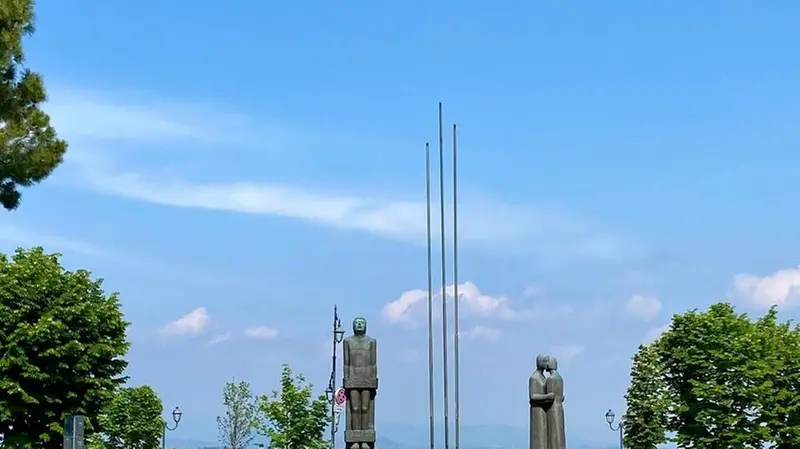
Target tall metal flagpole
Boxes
[452,123,461,449]
[330,305,340,449]
[438,102,450,449]
[425,142,436,449]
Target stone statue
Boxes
[529,354,552,449]
[343,317,378,449]
[545,356,566,449]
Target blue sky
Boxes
[3,0,800,446]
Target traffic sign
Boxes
[333,387,346,414]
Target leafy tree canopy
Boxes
[0,247,130,448]
[258,365,329,449]
[218,380,258,449]
[624,302,800,449]
[88,385,163,449]
[0,0,68,210]
[623,343,667,449]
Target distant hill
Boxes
[168,436,268,449]
[168,430,618,449]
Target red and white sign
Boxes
[333,387,346,414]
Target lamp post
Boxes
[162,406,182,449]
[605,409,623,449]
[325,305,346,449]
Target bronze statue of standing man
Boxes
[343,317,378,449]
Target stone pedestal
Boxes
[345,430,376,444]
[343,383,378,449]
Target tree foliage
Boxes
[624,302,800,449]
[217,380,258,449]
[0,247,130,448]
[623,343,667,449]
[753,309,800,448]
[258,365,329,449]
[0,0,68,210]
[660,303,769,448]
[88,385,163,449]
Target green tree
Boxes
[0,247,129,448]
[623,343,667,449]
[89,385,163,449]
[257,365,329,449]
[658,303,769,449]
[753,308,800,448]
[217,380,258,449]
[0,0,68,210]
[625,303,800,449]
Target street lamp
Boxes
[327,305,346,449]
[162,406,182,449]
[605,409,623,449]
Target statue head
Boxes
[352,317,367,335]
[535,354,549,371]
[546,356,558,371]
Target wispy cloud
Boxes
[243,326,279,340]
[460,325,502,341]
[0,224,115,259]
[551,344,585,363]
[45,87,261,146]
[208,332,232,346]
[47,86,637,257]
[624,294,662,321]
[160,307,210,336]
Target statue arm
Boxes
[529,393,554,404]
[342,339,350,379]
[528,377,553,405]
[370,339,377,374]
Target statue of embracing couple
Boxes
[529,354,566,449]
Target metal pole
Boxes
[161,408,180,449]
[438,102,450,449]
[452,123,460,449]
[330,305,338,449]
[425,142,435,449]
[606,410,624,449]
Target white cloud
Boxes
[45,88,257,146]
[382,282,522,324]
[382,289,428,324]
[732,266,800,308]
[49,87,634,257]
[643,323,670,344]
[77,163,600,249]
[160,307,210,335]
[446,282,520,318]
[243,326,279,340]
[551,344,585,363]
[461,325,502,341]
[0,224,115,259]
[624,294,661,321]
[46,86,636,260]
[208,332,232,346]
[523,284,545,298]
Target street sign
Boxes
[333,387,346,414]
[63,415,85,449]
